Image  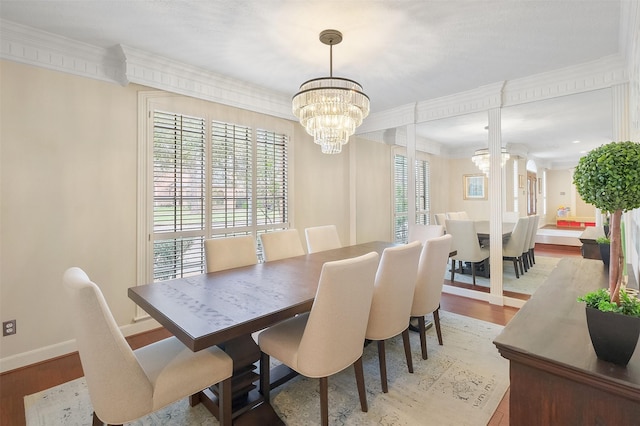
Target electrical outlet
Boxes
[3,320,16,336]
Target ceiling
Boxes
[0,0,628,168]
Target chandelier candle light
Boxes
[472,147,510,176]
[292,30,370,154]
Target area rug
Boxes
[445,255,561,294]
[24,312,508,426]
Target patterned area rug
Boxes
[24,312,508,426]
[446,255,561,295]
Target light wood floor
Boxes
[0,242,581,426]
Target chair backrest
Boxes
[366,241,422,341]
[528,215,540,250]
[304,225,342,254]
[409,224,444,243]
[297,252,379,377]
[411,234,453,316]
[445,219,486,261]
[204,235,258,272]
[434,213,447,227]
[259,229,305,262]
[447,211,469,220]
[503,211,521,223]
[63,267,152,421]
[503,216,530,256]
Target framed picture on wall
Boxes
[463,174,487,200]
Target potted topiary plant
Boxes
[595,236,610,268]
[573,141,640,365]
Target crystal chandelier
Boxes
[472,148,510,176]
[292,30,370,154]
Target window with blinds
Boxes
[152,111,289,282]
[415,159,430,225]
[394,154,409,243]
[153,111,207,281]
[393,153,431,244]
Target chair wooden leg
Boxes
[92,412,120,426]
[417,315,428,359]
[512,258,520,278]
[353,356,368,413]
[434,308,443,345]
[189,391,200,407]
[471,262,477,285]
[401,328,414,373]
[319,376,329,426]
[219,376,232,426]
[260,351,271,402]
[450,259,455,282]
[531,248,536,264]
[377,340,388,393]
[92,413,105,426]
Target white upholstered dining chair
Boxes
[259,229,305,261]
[63,267,233,426]
[410,234,453,359]
[434,213,447,228]
[445,219,490,285]
[446,211,470,220]
[365,241,422,392]
[408,224,444,243]
[204,235,258,272]
[502,216,530,278]
[304,224,342,253]
[258,252,379,426]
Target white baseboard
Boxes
[0,317,161,374]
[443,284,491,301]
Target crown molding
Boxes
[118,45,293,120]
[1,19,631,128]
[502,54,628,107]
[0,19,125,84]
[356,103,416,134]
[416,82,505,123]
[360,55,628,132]
[0,19,294,119]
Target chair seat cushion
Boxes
[134,336,232,410]
[258,313,309,374]
[452,246,489,262]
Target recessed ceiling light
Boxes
[573,140,581,144]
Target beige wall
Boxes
[1,61,140,360]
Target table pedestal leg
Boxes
[196,334,286,425]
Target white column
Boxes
[488,108,504,305]
[611,82,631,277]
[612,82,630,141]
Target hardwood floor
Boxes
[0,242,581,426]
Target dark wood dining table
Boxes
[128,240,394,425]
[473,220,515,240]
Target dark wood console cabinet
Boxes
[579,226,605,260]
[493,258,640,425]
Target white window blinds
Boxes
[394,154,409,243]
[153,111,207,281]
[394,152,431,243]
[151,111,288,282]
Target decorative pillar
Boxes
[612,82,630,141]
[488,108,504,305]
